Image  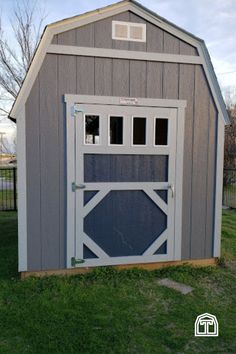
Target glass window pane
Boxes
[133,117,146,145]
[155,118,168,145]
[85,115,100,144]
[110,116,123,144]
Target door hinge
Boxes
[168,183,175,198]
[71,105,84,117]
[72,182,86,192]
[71,257,85,267]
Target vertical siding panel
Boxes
[129,12,146,52]
[180,41,198,56]
[191,66,209,259]
[130,60,146,97]
[26,77,41,271]
[57,29,76,45]
[51,35,58,44]
[205,98,217,257]
[76,23,94,47]
[147,62,163,98]
[112,59,129,96]
[77,57,95,95]
[163,63,178,99]
[179,64,195,259]
[39,54,60,270]
[163,32,180,54]
[95,58,112,95]
[95,18,112,48]
[146,22,163,53]
[112,12,130,50]
[58,55,77,268]
[76,22,95,95]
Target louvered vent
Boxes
[112,21,146,42]
[130,25,143,40]
[114,23,128,39]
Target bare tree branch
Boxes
[0,0,45,117]
[223,86,236,170]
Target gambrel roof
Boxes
[9,0,229,124]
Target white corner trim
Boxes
[196,44,229,126]
[17,106,27,271]
[213,115,225,257]
[48,44,203,64]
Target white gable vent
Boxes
[112,21,146,42]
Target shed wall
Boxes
[52,11,198,56]
[25,13,217,271]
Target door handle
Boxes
[168,183,175,198]
[72,182,86,192]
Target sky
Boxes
[0,0,236,140]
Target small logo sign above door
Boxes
[119,97,138,105]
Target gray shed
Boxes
[10,0,229,276]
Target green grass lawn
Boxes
[0,211,236,353]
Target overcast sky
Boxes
[0,0,236,131]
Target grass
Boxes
[0,211,235,353]
[0,190,16,211]
[223,185,236,208]
[221,209,236,261]
[0,168,15,181]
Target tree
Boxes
[223,86,236,185]
[0,1,45,120]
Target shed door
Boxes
[74,104,177,267]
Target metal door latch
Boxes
[71,257,85,267]
[168,183,175,198]
[72,182,86,192]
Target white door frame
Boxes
[65,95,186,268]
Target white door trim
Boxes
[65,95,186,268]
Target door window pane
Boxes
[85,115,100,144]
[155,118,168,145]
[110,116,123,144]
[133,117,146,145]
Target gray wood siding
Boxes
[179,64,195,259]
[25,77,41,271]
[25,55,216,270]
[39,55,60,270]
[56,11,198,55]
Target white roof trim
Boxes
[10,0,229,125]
